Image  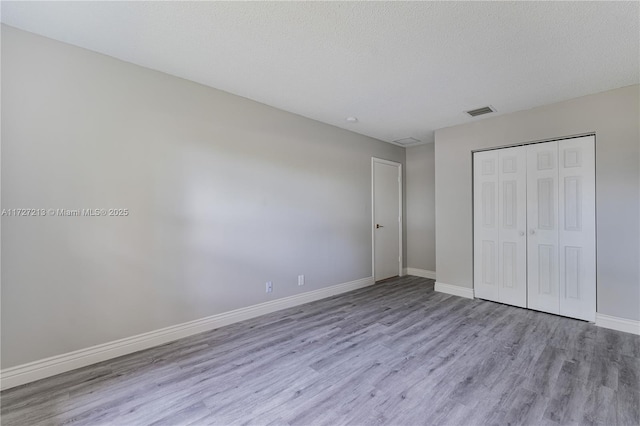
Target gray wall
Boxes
[435,85,640,321]
[1,26,405,368]
[406,144,436,272]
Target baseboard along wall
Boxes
[595,313,640,335]
[1,276,374,391]
[434,281,475,299]
[4,275,636,391]
[404,268,437,280]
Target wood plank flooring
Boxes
[1,276,639,425]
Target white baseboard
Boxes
[434,281,474,299]
[595,313,640,335]
[0,276,374,391]
[404,268,437,280]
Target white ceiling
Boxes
[2,1,638,145]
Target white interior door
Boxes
[527,141,560,315]
[498,147,527,307]
[473,150,500,302]
[558,136,596,321]
[372,158,401,281]
[474,148,527,307]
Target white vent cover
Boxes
[466,106,495,117]
[392,137,422,146]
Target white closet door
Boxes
[498,147,527,307]
[527,141,560,315]
[474,150,499,302]
[558,136,596,321]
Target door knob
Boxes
[376,224,384,229]
[529,229,536,235]
[519,231,525,236]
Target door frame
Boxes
[371,157,403,281]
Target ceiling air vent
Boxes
[466,106,495,117]
[392,137,422,146]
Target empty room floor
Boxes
[1,276,639,426]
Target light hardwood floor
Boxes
[1,276,639,425]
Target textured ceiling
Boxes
[2,1,638,145]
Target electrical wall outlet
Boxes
[298,275,305,286]
[266,281,273,293]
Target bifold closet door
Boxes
[473,146,527,307]
[526,141,560,315]
[474,150,499,302]
[526,137,596,321]
[475,136,595,322]
[557,136,596,321]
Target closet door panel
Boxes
[527,142,560,315]
[498,147,527,307]
[558,136,596,321]
[474,150,500,302]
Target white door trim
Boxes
[371,157,403,280]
